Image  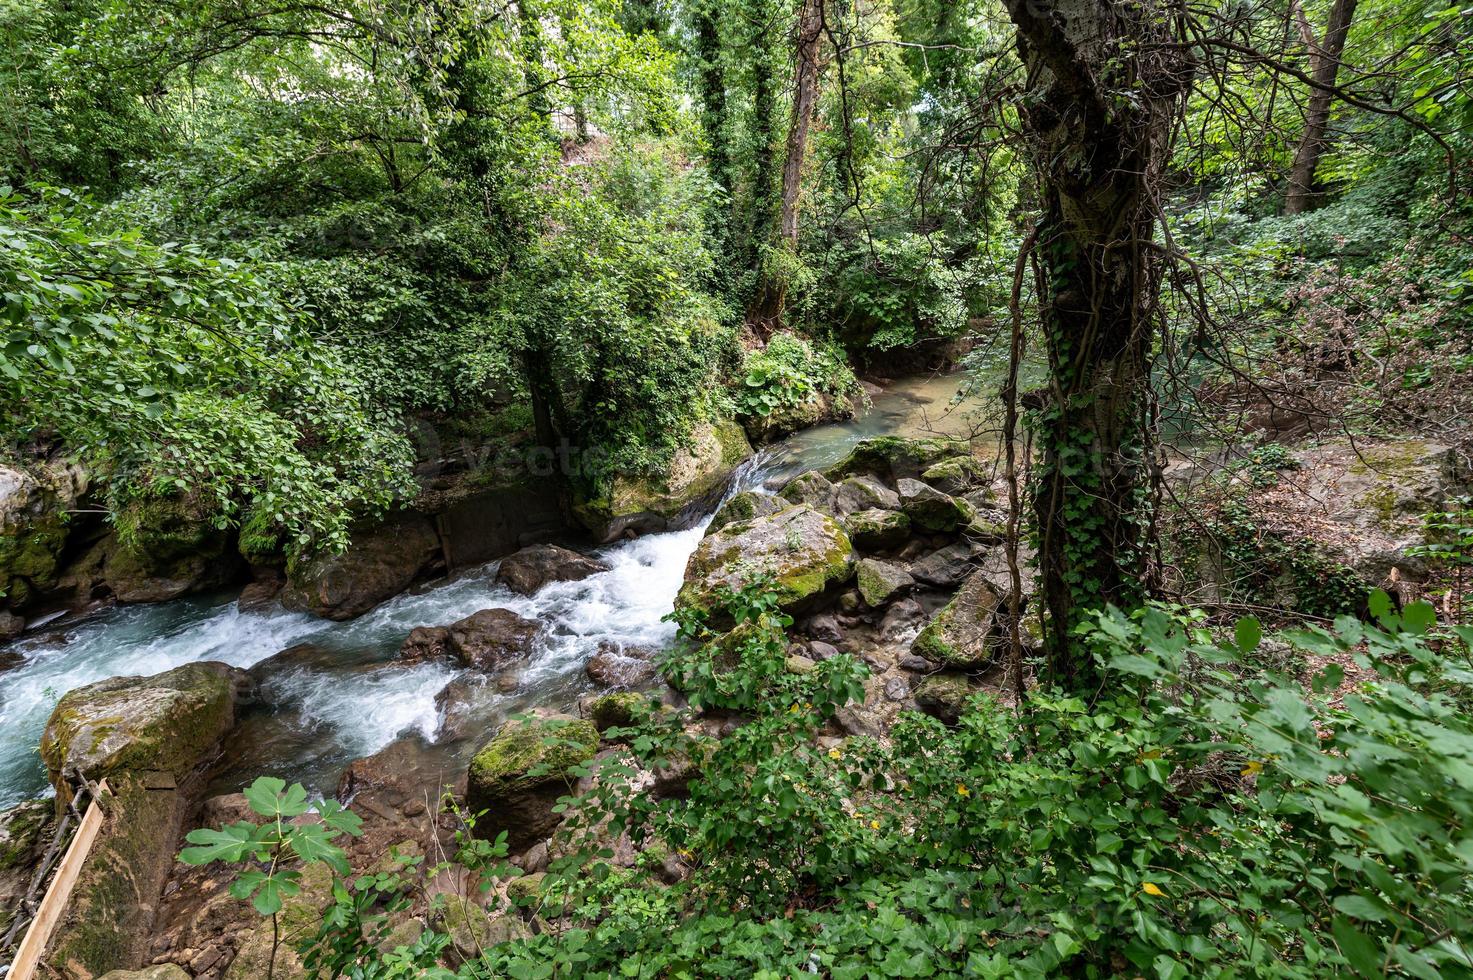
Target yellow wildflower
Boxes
[870,819,880,830]
[1141,882,1166,897]
[956,783,970,798]
[1241,760,1263,777]
[828,748,843,760]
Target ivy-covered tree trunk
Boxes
[1005,0,1191,688]
[1284,0,1359,215]
[695,0,730,197]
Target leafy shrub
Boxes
[734,331,859,420]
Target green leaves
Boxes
[178,776,363,928]
[180,821,268,865]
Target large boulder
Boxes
[45,773,191,979]
[856,558,914,607]
[103,493,243,603]
[1181,438,1472,614]
[897,479,973,533]
[910,542,983,588]
[914,673,977,726]
[0,798,52,936]
[833,475,900,515]
[466,716,600,852]
[676,505,856,620]
[585,641,658,689]
[911,571,1004,669]
[779,471,838,512]
[842,508,911,552]
[921,456,988,495]
[494,544,609,596]
[0,461,87,611]
[282,513,442,620]
[706,491,786,535]
[825,437,971,484]
[399,608,546,671]
[742,391,855,445]
[40,662,251,801]
[575,419,752,543]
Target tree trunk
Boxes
[779,0,823,249]
[1284,0,1359,214]
[749,0,824,333]
[1004,0,1190,689]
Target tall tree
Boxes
[1004,0,1192,687]
[1284,0,1360,214]
[750,0,825,332]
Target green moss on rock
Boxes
[910,571,1002,668]
[676,505,855,621]
[825,437,970,483]
[922,456,987,495]
[586,692,648,732]
[40,662,246,802]
[467,715,600,852]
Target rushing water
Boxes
[0,373,990,808]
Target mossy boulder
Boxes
[467,715,600,852]
[824,436,970,483]
[779,471,838,512]
[897,478,974,533]
[98,967,192,980]
[103,492,242,603]
[585,692,648,732]
[856,558,914,607]
[833,475,900,515]
[0,798,52,935]
[576,419,753,543]
[438,901,533,967]
[40,662,250,802]
[0,462,87,611]
[676,505,855,622]
[707,491,786,535]
[46,773,192,979]
[282,512,441,620]
[922,456,987,495]
[842,508,911,552]
[913,673,977,725]
[911,571,1003,669]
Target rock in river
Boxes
[494,544,610,596]
[40,661,252,801]
[676,505,856,621]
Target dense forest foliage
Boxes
[5,0,1473,974]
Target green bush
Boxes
[734,332,858,420]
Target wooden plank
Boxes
[6,781,109,980]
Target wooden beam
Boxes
[6,780,109,980]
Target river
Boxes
[0,373,992,807]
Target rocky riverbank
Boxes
[2,426,1466,978]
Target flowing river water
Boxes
[0,373,992,808]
